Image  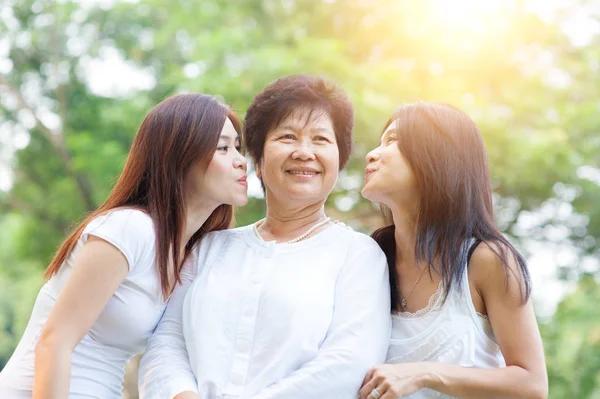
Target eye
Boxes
[279,134,296,140]
[217,145,229,152]
[386,136,397,145]
[314,136,331,142]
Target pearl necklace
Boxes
[253,217,331,244]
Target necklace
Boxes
[398,266,428,309]
[253,217,331,244]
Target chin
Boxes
[361,186,373,201]
[361,187,385,204]
[233,195,249,207]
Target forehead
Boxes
[220,118,240,139]
[381,119,399,139]
[277,106,334,130]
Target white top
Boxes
[386,243,506,399]
[0,209,166,399]
[139,223,391,399]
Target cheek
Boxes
[394,160,417,191]
[322,146,340,172]
[205,155,231,182]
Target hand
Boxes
[358,363,432,399]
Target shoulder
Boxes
[202,224,247,244]
[332,225,387,266]
[469,240,528,300]
[87,208,154,233]
[337,225,384,252]
[85,208,155,240]
[194,225,249,258]
[81,208,156,272]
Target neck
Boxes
[260,194,327,241]
[182,197,219,250]
[388,202,419,268]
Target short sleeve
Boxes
[81,208,155,273]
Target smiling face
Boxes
[187,117,249,208]
[361,120,419,209]
[257,106,339,205]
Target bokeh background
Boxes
[1,0,599,397]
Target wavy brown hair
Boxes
[44,94,242,299]
[371,102,530,311]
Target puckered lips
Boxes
[365,166,377,181]
[237,175,248,187]
[285,166,321,178]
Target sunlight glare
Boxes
[428,0,511,33]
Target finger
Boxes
[358,375,380,398]
[373,379,390,399]
[361,378,389,399]
[358,379,375,398]
[362,367,376,386]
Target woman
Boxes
[139,75,391,399]
[359,102,548,399]
[0,94,248,398]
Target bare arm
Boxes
[360,243,548,399]
[33,237,129,399]
[423,243,548,398]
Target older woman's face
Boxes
[258,107,339,204]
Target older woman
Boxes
[139,75,391,399]
[359,102,547,399]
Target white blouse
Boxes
[139,222,391,399]
[0,209,165,399]
[386,240,506,399]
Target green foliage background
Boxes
[0,0,598,397]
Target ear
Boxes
[254,162,262,179]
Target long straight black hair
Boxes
[46,94,242,299]
[370,102,531,311]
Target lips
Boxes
[237,175,248,186]
[285,167,321,176]
[365,168,377,180]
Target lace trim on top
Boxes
[393,280,445,319]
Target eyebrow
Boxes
[380,129,398,143]
[219,134,240,142]
[311,127,333,134]
[278,125,333,134]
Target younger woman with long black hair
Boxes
[359,102,547,399]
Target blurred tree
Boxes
[0,0,598,397]
[542,274,600,398]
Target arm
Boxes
[250,242,391,399]
[138,248,200,399]
[423,243,548,399]
[33,237,129,399]
[360,243,548,399]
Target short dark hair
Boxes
[244,75,354,169]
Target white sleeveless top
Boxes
[386,246,506,399]
[0,209,166,399]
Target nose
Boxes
[234,150,247,172]
[365,147,381,163]
[291,141,316,161]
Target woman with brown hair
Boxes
[359,102,547,399]
[0,94,248,398]
[139,75,391,399]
